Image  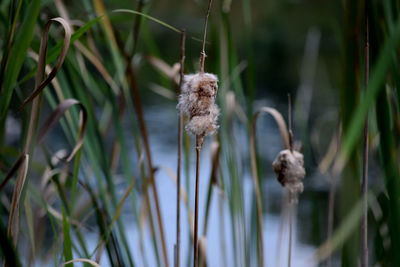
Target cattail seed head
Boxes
[178,73,220,137]
[272,149,305,202]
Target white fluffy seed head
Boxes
[272,149,305,202]
[178,73,220,137]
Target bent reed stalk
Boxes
[271,96,305,267]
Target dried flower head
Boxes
[272,149,305,202]
[178,73,220,137]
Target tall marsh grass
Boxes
[0,0,400,266]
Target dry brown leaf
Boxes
[19,18,71,110]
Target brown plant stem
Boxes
[202,141,220,236]
[287,94,293,267]
[288,94,293,153]
[193,135,203,267]
[124,49,169,267]
[131,0,145,57]
[326,173,336,267]
[326,122,341,267]
[250,106,290,266]
[193,0,213,265]
[113,30,163,265]
[199,0,213,74]
[176,30,186,267]
[361,3,369,266]
[288,200,293,267]
[249,118,265,267]
[276,192,289,267]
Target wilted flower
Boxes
[178,72,220,137]
[272,149,305,202]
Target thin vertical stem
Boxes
[131,0,145,57]
[276,192,289,267]
[287,95,294,267]
[176,30,186,267]
[199,0,213,74]
[326,123,340,267]
[361,2,369,266]
[326,174,336,267]
[193,136,203,267]
[288,94,293,152]
[287,199,293,267]
[193,0,213,264]
[116,23,169,266]
[126,56,169,267]
[249,118,264,267]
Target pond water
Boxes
[81,101,319,267]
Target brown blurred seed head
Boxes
[178,73,220,137]
[272,149,305,202]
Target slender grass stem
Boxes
[199,0,213,74]
[115,21,170,264]
[288,199,293,267]
[288,94,293,153]
[176,30,186,267]
[361,4,369,266]
[326,173,336,267]
[192,0,213,265]
[131,0,145,57]
[287,94,293,267]
[276,192,289,267]
[124,51,169,267]
[249,118,264,267]
[193,136,203,267]
[326,123,340,267]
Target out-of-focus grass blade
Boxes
[0,217,21,267]
[202,141,220,236]
[334,18,400,173]
[0,0,40,119]
[0,153,26,191]
[91,174,137,254]
[112,9,180,33]
[93,0,128,94]
[73,41,120,94]
[61,258,101,267]
[36,99,87,162]
[70,147,83,212]
[146,55,180,83]
[0,0,22,90]
[93,0,118,47]
[62,205,73,267]
[376,89,400,265]
[64,59,134,266]
[312,193,373,264]
[7,154,29,245]
[83,180,125,266]
[241,0,255,117]
[24,198,35,256]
